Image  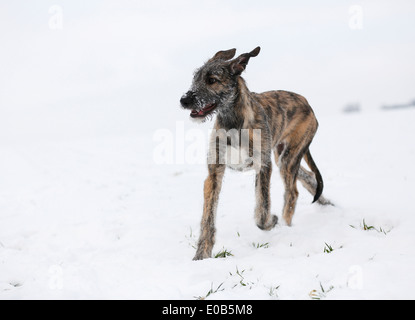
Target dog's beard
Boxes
[188,97,218,122]
[187,91,236,124]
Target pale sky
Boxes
[1,1,415,139]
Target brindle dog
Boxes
[180,47,331,261]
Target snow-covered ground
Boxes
[1,107,415,300]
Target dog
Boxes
[180,47,331,260]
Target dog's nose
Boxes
[180,92,193,108]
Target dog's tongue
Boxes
[190,104,216,118]
[190,110,203,117]
[191,109,204,117]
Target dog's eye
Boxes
[208,77,217,85]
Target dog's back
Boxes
[253,90,318,146]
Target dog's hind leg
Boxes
[279,158,300,226]
[254,162,278,230]
[297,166,333,206]
[274,142,299,226]
[277,136,310,226]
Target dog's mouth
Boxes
[190,103,217,118]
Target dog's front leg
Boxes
[255,163,278,231]
[193,163,225,261]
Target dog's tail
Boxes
[304,149,323,203]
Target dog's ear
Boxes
[229,46,261,75]
[209,48,237,62]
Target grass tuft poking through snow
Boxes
[214,248,234,259]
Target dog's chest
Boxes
[225,142,253,171]
[223,129,257,171]
[209,127,263,172]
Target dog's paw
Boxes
[270,214,278,228]
[192,247,212,261]
[317,196,335,206]
[193,253,210,261]
[257,214,278,231]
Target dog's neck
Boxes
[216,77,256,130]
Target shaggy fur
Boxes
[180,47,331,261]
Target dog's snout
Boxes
[180,91,194,108]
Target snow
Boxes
[1,108,415,300]
[1,0,415,300]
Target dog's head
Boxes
[180,47,261,122]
